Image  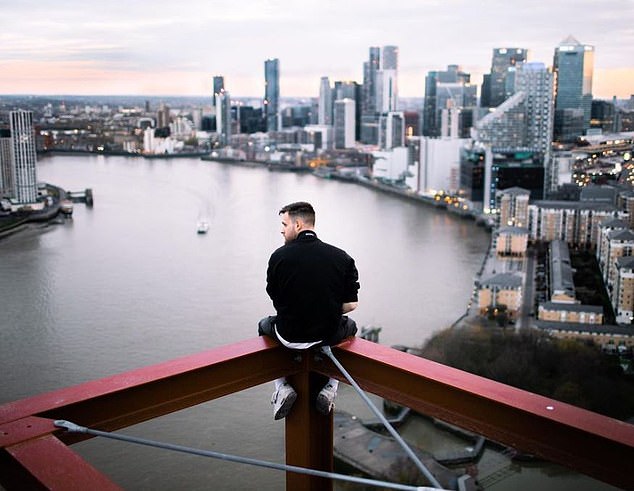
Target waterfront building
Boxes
[318,76,333,126]
[238,106,265,134]
[372,146,409,182]
[497,187,530,227]
[216,91,232,146]
[334,99,355,149]
[378,112,404,150]
[494,226,528,257]
[9,110,38,204]
[553,36,595,142]
[405,136,466,195]
[477,272,523,319]
[157,103,171,128]
[481,48,529,108]
[303,124,333,150]
[0,129,14,198]
[264,58,280,132]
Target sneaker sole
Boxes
[274,391,297,420]
[316,393,334,415]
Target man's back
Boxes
[266,230,359,343]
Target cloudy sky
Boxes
[0,0,632,99]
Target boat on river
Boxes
[196,221,209,234]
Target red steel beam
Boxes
[1,336,633,490]
[4,433,121,490]
[284,353,334,491]
[0,337,298,439]
[313,338,634,490]
[0,337,302,490]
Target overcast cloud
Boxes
[0,0,632,97]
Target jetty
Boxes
[333,411,478,490]
[66,188,94,206]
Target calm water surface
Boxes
[0,155,610,490]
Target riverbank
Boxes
[39,149,209,159]
[0,184,65,238]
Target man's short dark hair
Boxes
[279,201,315,225]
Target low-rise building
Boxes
[495,226,528,257]
[538,302,603,324]
[528,200,626,248]
[478,272,523,318]
[614,256,634,324]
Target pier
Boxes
[66,188,94,206]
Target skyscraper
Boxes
[361,47,380,144]
[553,36,594,141]
[361,46,398,144]
[318,76,332,125]
[9,110,38,204]
[0,129,14,198]
[216,91,232,146]
[212,76,225,107]
[482,48,529,108]
[334,80,361,141]
[422,65,475,138]
[334,98,355,149]
[468,62,554,211]
[361,47,380,117]
[376,46,398,113]
[264,58,280,132]
[378,112,405,150]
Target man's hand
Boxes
[342,302,358,314]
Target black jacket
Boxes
[266,230,359,343]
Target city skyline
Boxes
[0,0,633,99]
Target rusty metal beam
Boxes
[284,351,333,491]
[312,338,634,490]
[1,336,633,490]
[4,433,121,490]
[0,338,298,441]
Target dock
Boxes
[333,411,478,490]
[66,188,94,206]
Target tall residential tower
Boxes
[264,58,280,132]
[9,110,38,204]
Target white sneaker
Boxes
[271,383,297,420]
[316,383,337,415]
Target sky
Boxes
[0,0,633,100]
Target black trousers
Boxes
[258,315,357,347]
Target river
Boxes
[0,155,614,490]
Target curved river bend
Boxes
[0,155,602,490]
